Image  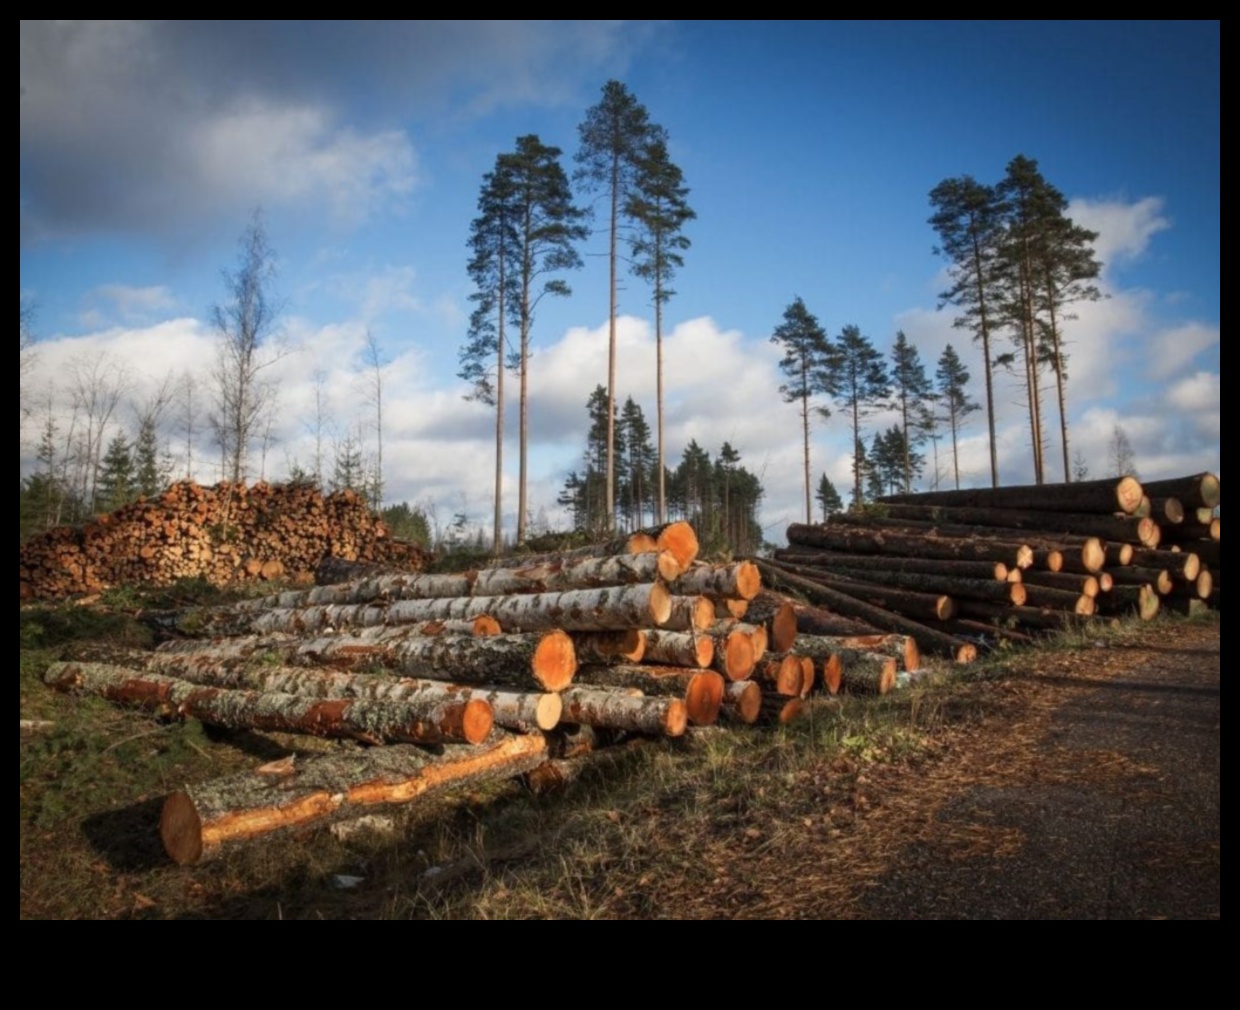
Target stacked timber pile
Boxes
[42,520,924,863]
[759,472,1219,651]
[19,479,429,601]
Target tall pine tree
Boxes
[887,330,933,493]
[836,325,891,507]
[627,136,694,523]
[935,343,979,490]
[576,81,664,531]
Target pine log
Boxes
[791,602,881,638]
[765,560,958,620]
[119,650,562,733]
[639,629,714,669]
[1094,584,1161,620]
[774,548,1009,582]
[659,595,715,632]
[367,583,673,633]
[1138,473,1219,511]
[573,665,724,726]
[937,618,1037,647]
[795,563,1024,606]
[712,597,751,620]
[785,638,897,695]
[876,475,1144,514]
[756,694,805,726]
[521,738,650,796]
[1016,584,1095,613]
[753,653,810,696]
[161,731,548,864]
[1147,497,1185,524]
[1161,597,1211,617]
[793,633,919,672]
[1106,567,1174,595]
[719,680,762,724]
[873,504,1159,545]
[380,630,578,691]
[755,559,976,662]
[954,600,1102,630]
[471,552,675,596]
[785,524,1033,569]
[1130,549,1200,580]
[44,662,493,745]
[741,592,799,652]
[1018,571,1100,597]
[672,560,761,601]
[558,687,688,737]
[1159,518,1219,544]
[570,629,647,665]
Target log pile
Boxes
[19,479,429,601]
[42,519,930,863]
[760,472,1219,651]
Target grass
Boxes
[18,584,1218,919]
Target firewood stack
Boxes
[42,520,922,863]
[759,471,1219,653]
[19,479,429,601]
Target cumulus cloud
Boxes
[1146,321,1220,381]
[1069,195,1171,270]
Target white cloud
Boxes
[1068,195,1171,270]
[1145,321,1220,381]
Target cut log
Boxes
[791,602,881,638]
[753,653,814,697]
[573,665,724,726]
[1130,549,1200,581]
[672,560,761,601]
[756,694,805,726]
[161,731,548,864]
[785,638,897,695]
[718,680,762,724]
[44,662,493,745]
[785,524,1033,569]
[1017,584,1095,613]
[570,629,647,665]
[1138,472,1219,510]
[793,562,1024,606]
[1018,571,1100,597]
[774,548,1009,582]
[640,629,714,669]
[872,504,1159,545]
[1094,584,1161,620]
[741,592,799,652]
[706,625,756,681]
[764,560,958,620]
[793,633,919,672]
[754,559,976,662]
[558,687,687,737]
[659,595,715,632]
[380,630,578,692]
[471,552,675,596]
[1106,567,1174,595]
[876,475,1145,514]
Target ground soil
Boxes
[735,619,1220,919]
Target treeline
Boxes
[556,387,764,555]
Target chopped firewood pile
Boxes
[42,520,925,864]
[760,472,1220,654]
[35,471,1219,865]
[19,479,429,601]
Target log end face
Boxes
[663,698,689,737]
[462,699,495,745]
[686,671,725,726]
[1116,476,1145,514]
[769,602,797,653]
[822,655,843,695]
[536,692,564,731]
[534,630,577,692]
[161,791,205,865]
[648,581,673,627]
[735,560,761,600]
[658,521,700,569]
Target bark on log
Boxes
[380,630,578,691]
[1018,570,1100,597]
[1106,567,1174,595]
[741,592,799,652]
[1148,497,1185,524]
[1130,549,1200,580]
[558,687,687,737]
[1016,584,1095,613]
[570,629,647,665]
[659,595,715,632]
[875,475,1144,514]
[639,629,714,669]
[754,653,814,697]
[1158,519,1218,544]
[785,524,1033,569]
[955,600,1101,630]
[792,633,919,672]
[161,731,548,864]
[754,559,976,662]
[1094,584,1161,620]
[774,548,1009,582]
[573,665,724,726]
[718,680,762,724]
[872,504,1160,545]
[765,560,958,620]
[703,625,756,681]
[783,638,897,695]
[44,662,493,745]
[1138,472,1219,511]
[796,563,1024,606]
[488,521,699,574]
[791,603,881,638]
[756,694,805,726]
[471,552,675,596]
[522,739,649,796]
[672,560,761,601]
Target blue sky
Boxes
[20,21,1220,541]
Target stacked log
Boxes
[760,473,1219,650]
[20,479,429,601]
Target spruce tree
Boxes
[96,432,135,513]
[815,473,843,520]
